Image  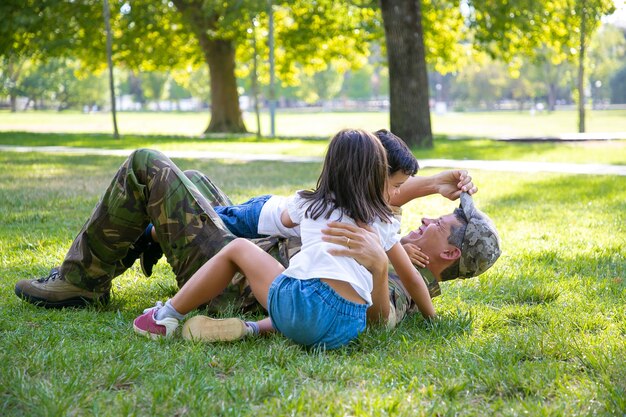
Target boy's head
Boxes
[374,129,419,176]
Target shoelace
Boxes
[37,268,60,283]
[142,300,164,314]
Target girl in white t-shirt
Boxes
[133,129,425,349]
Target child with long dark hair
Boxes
[133,128,432,349]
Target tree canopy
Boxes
[1,0,619,140]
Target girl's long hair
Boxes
[299,129,392,224]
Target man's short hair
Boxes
[441,193,501,281]
[440,208,467,281]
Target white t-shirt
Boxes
[281,192,400,305]
[258,195,301,238]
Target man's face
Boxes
[385,171,410,203]
[401,213,462,256]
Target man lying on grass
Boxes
[14,131,499,337]
[177,190,500,343]
[126,130,501,341]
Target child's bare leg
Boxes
[171,238,284,314]
[134,238,282,340]
[249,317,275,335]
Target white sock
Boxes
[155,299,185,321]
[245,321,259,335]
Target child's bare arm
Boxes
[389,170,477,206]
[387,243,436,318]
[280,208,298,228]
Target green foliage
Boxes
[342,65,389,100]
[0,58,109,110]
[589,25,626,102]
[0,143,624,416]
[235,1,378,88]
[421,0,470,74]
[466,0,616,67]
[449,56,510,109]
[610,64,626,104]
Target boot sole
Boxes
[14,287,110,309]
[182,316,247,342]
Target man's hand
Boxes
[435,169,478,201]
[321,221,387,274]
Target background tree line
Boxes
[0,0,620,147]
[4,22,626,114]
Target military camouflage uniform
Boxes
[58,149,301,308]
[60,148,433,326]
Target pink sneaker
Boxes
[133,305,179,339]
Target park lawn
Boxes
[0,150,624,416]
[1,109,626,139]
[0,130,625,166]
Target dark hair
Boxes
[374,129,419,176]
[299,129,392,224]
[440,207,469,282]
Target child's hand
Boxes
[402,243,429,268]
[435,169,478,200]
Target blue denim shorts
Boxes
[213,194,272,239]
[267,274,367,350]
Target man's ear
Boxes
[441,247,461,261]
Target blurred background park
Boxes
[1,0,625,144]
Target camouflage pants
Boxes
[61,149,240,292]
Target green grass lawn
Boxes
[0,130,625,166]
[0,144,624,416]
[1,109,625,139]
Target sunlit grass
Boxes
[0,130,625,165]
[0,108,625,138]
[1,151,624,416]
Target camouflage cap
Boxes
[458,192,501,278]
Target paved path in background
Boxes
[2,145,626,176]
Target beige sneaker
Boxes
[182,316,249,342]
[14,268,109,308]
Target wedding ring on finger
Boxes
[346,237,351,249]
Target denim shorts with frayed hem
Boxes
[214,194,272,239]
[268,274,367,350]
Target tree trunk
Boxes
[251,24,262,138]
[7,57,18,113]
[103,0,120,139]
[547,83,557,111]
[171,0,246,134]
[577,0,586,133]
[204,39,246,133]
[380,0,432,148]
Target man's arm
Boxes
[390,170,477,207]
